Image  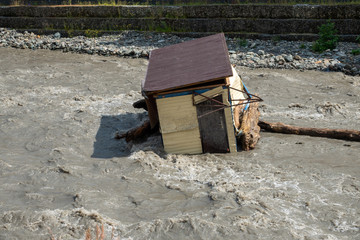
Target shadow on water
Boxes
[92,112,148,158]
[92,111,244,157]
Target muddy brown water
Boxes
[0,48,359,240]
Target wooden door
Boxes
[196,95,230,153]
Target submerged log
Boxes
[132,99,148,111]
[116,120,157,142]
[258,120,360,142]
[238,102,261,151]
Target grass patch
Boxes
[271,35,281,45]
[356,35,360,44]
[84,29,101,37]
[63,22,76,37]
[148,20,172,32]
[352,48,360,55]
[237,38,248,47]
[312,20,338,53]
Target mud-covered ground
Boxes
[0,48,359,240]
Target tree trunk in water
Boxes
[238,102,261,151]
[132,99,148,111]
[258,120,360,142]
[116,120,156,142]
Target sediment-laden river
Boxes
[0,48,359,240]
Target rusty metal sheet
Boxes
[143,33,232,93]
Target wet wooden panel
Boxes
[162,128,202,154]
[196,95,229,153]
[156,94,198,134]
[229,66,246,109]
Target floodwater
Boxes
[0,48,359,240]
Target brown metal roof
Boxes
[143,33,232,93]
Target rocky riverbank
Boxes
[1,28,359,76]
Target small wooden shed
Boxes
[142,33,248,154]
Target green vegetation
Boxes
[156,22,172,32]
[95,0,117,6]
[353,35,360,56]
[63,22,75,37]
[271,36,281,45]
[352,48,360,55]
[356,35,360,44]
[148,21,172,32]
[84,29,100,37]
[237,38,248,47]
[312,20,338,53]
[299,43,306,49]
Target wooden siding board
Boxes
[157,85,238,154]
[157,94,202,154]
[143,33,232,93]
[162,129,202,154]
[222,89,237,153]
[229,66,246,109]
[157,94,199,134]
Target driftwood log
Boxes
[237,102,261,151]
[258,120,360,142]
[133,99,148,111]
[116,120,153,142]
[120,99,360,147]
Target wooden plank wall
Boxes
[157,86,238,154]
[229,66,246,109]
[156,94,202,154]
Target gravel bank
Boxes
[0,28,359,76]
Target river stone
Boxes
[54,32,61,39]
[294,55,302,60]
[335,51,347,58]
[284,54,294,62]
[323,59,330,67]
[252,57,260,63]
[275,55,285,62]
